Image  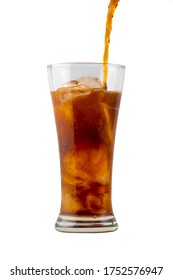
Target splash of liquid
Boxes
[102,0,120,89]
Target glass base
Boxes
[55,215,118,233]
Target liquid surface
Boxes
[51,85,121,216]
[103,0,120,88]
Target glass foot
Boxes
[55,215,118,233]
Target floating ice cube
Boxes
[64,80,79,87]
[55,85,90,103]
[77,76,101,88]
[64,77,101,88]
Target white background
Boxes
[0,0,173,279]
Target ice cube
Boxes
[77,76,101,88]
[89,145,109,185]
[54,85,89,103]
[63,76,101,89]
[64,80,79,87]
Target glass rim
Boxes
[47,62,125,69]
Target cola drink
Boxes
[47,64,125,233]
[51,83,121,218]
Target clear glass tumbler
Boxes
[47,63,125,233]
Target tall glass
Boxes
[47,63,125,233]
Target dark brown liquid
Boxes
[102,0,120,89]
[51,86,121,216]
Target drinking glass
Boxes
[47,63,125,233]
